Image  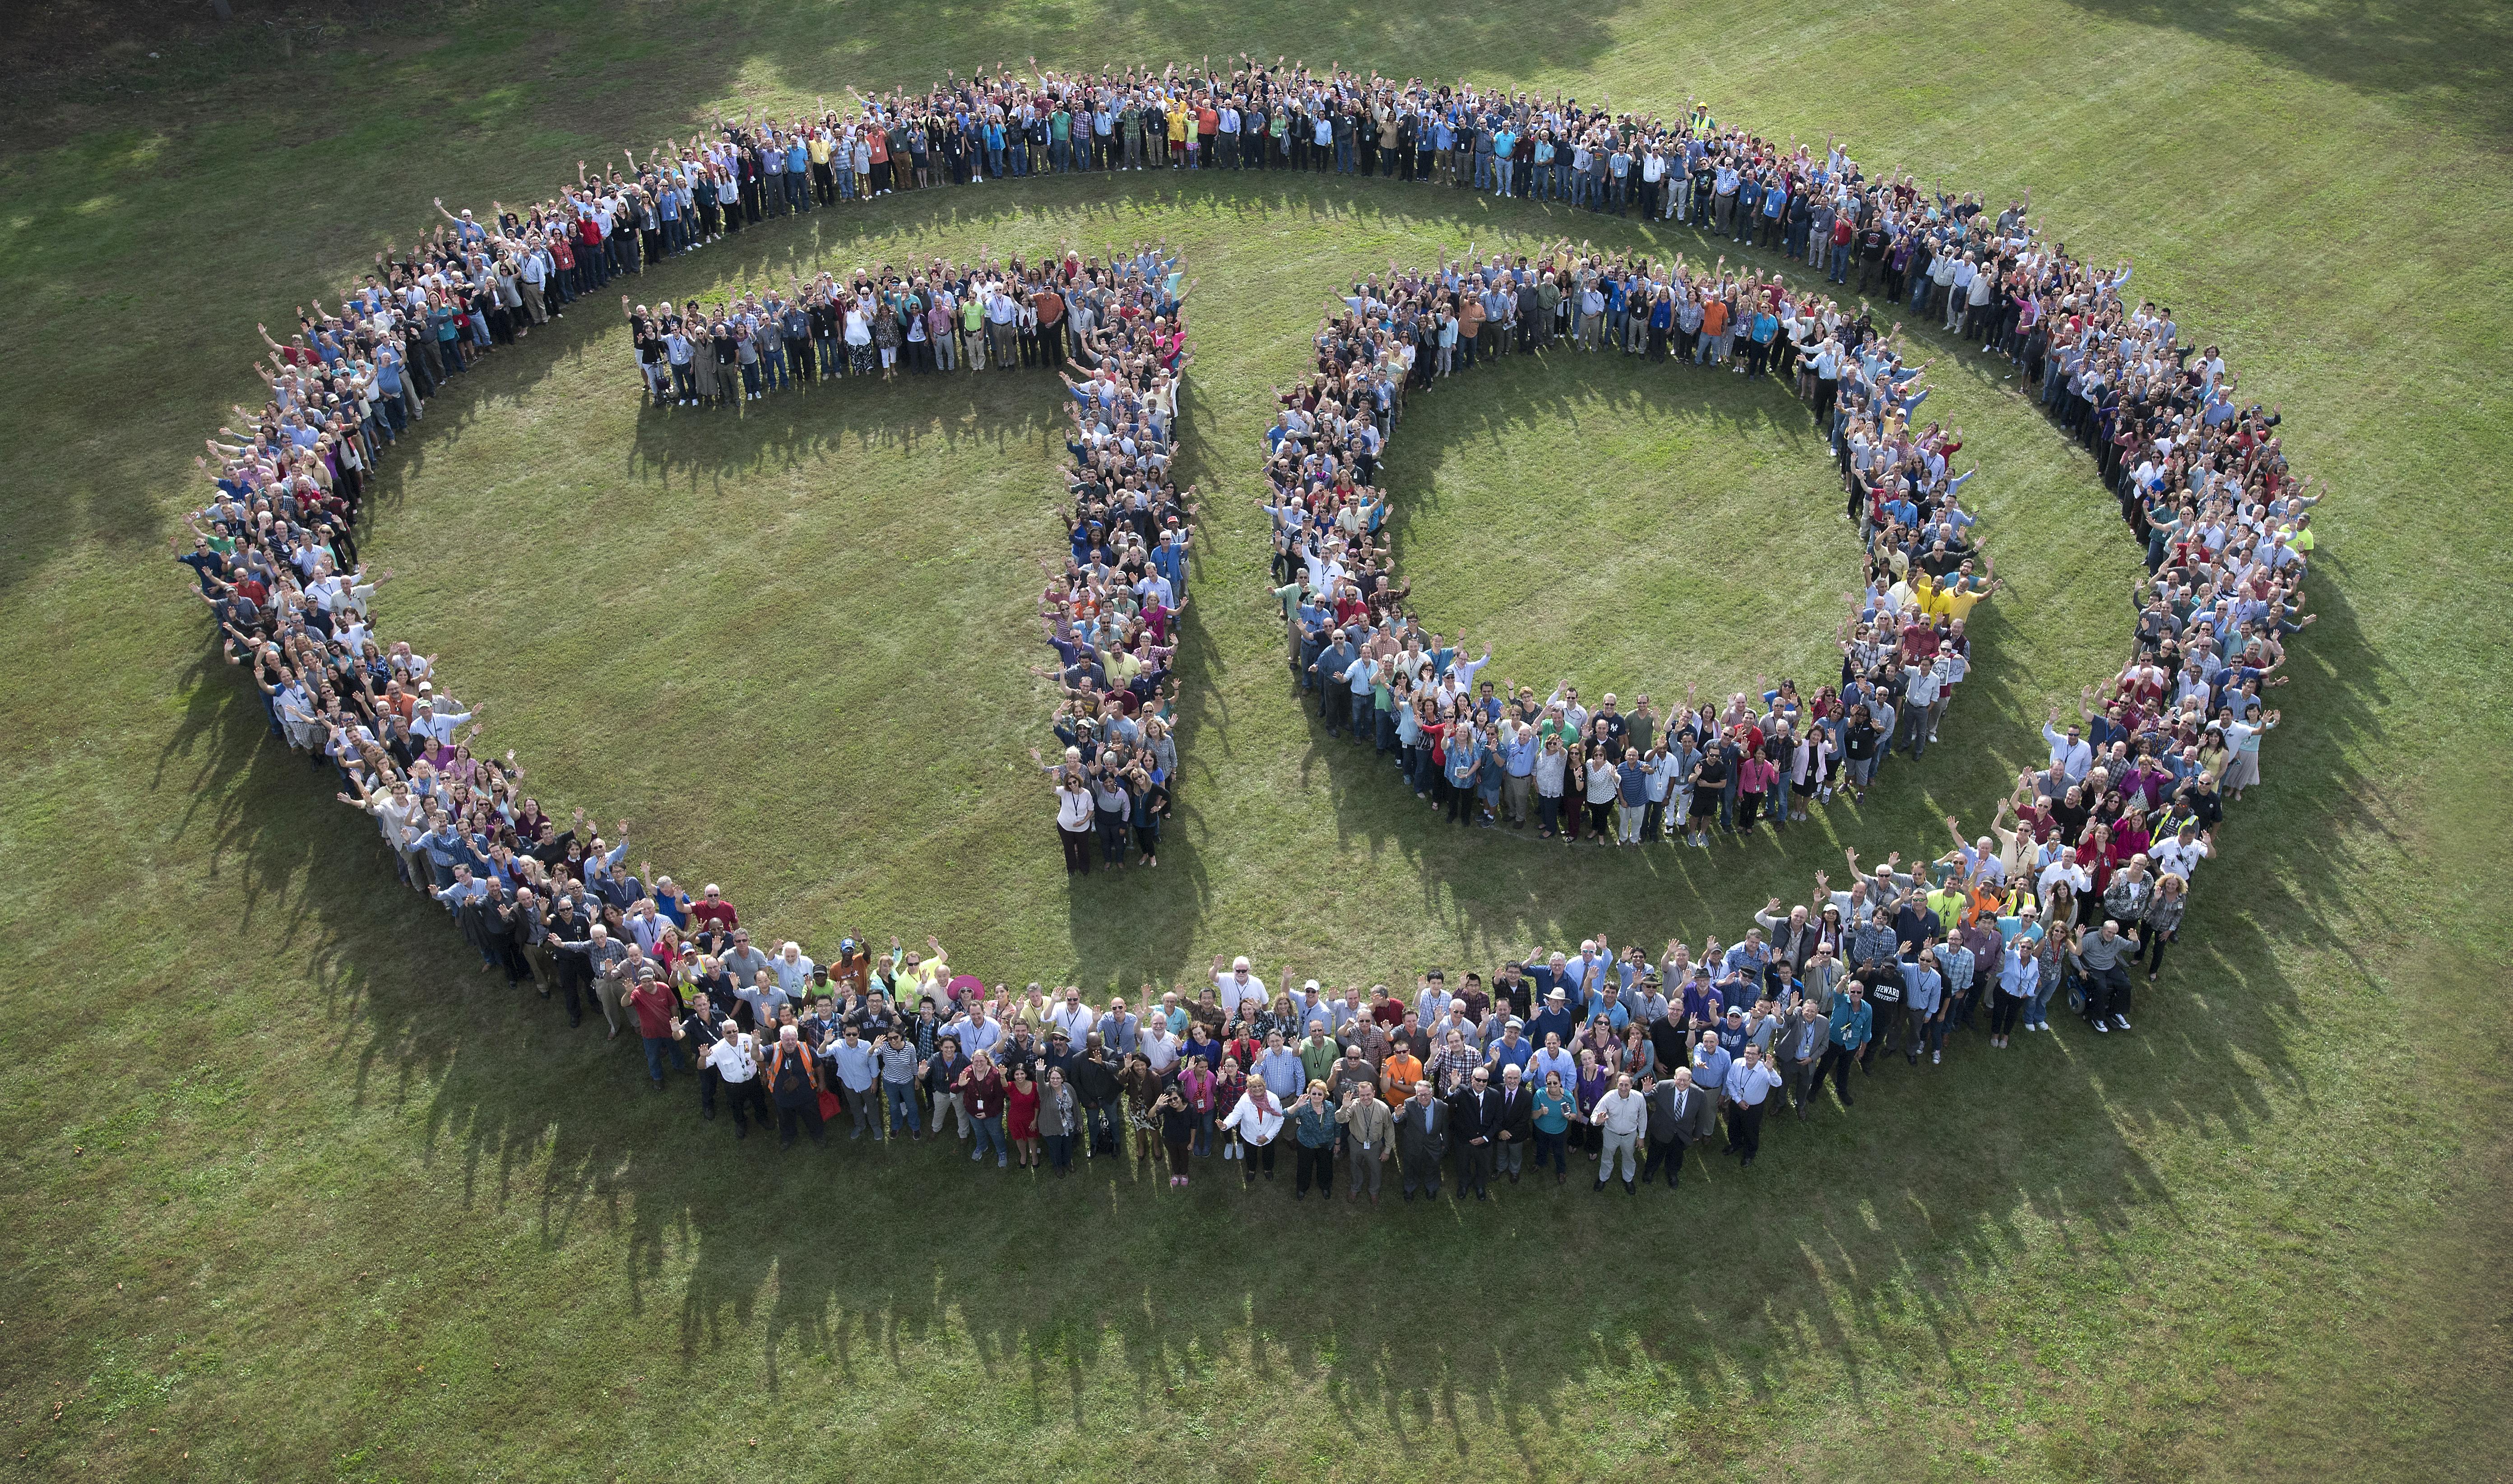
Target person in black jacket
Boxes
[1395,1081,1448,1201]
[1448,1068,1500,1201]
[1071,1042,1122,1156]
[1490,1064,1535,1184]
[1641,1068,1699,1189]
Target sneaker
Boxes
[998,1155,1008,1167]
[1932,1050,1941,1064]
[2114,1014,2131,1031]
[2091,1020,2109,1034]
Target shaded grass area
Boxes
[1,0,2510,1479]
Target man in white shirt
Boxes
[1046,987,1095,1046]
[1592,1072,1648,1195]
[2038,846,2094,902]
[771,941,815,997]
[2152,821,2213,882]
[706,1031,768,1136]
[1140,1016,1179,1074]
[1213,955,1267,1024]
[1722,1045,1786,1167]
[2041,706,2094,783]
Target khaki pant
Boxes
[1503,773,1531,824]
[1349,1145,1386,1197]
[520,281,547,324]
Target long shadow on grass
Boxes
[148,508,2379,1458]
[136,134,2386,1454]
[172,692,2347,1451]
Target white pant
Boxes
[1598,1128,1640,1183]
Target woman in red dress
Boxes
[1006,1065,1041,1169]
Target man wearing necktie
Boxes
[1641,1068,1697,1189]
[1396,1080,1449,1201]
[1449,1068,1498,1201]
[1492,1064,1533,1183]
[1775,1001,1829,1119]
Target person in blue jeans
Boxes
[1446,723,1483,825]
[960,1055,1009,1165]
[876,1029,923,1138]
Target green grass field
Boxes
[3,1,2509,1479]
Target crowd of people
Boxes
[172,57,2324,1199]
[1259,239,2006,848]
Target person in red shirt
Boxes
[958,1053,1008,1165]
[628,976,686,1087]
[687,883,738,931]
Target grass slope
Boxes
[0,1,2508,1479]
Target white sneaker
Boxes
[1931,1050,1941,1064]
[2114,1015,2131,1031]
[2091,1020,2109,1034]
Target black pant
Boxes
[1401,1153,1441,1198]
[2084,965,2131,1022]
[1458,1141,1493,1197]
[1294,1141,1334,1194]
[1058,825,1092,874]
[723,1077,769,1130]
[1990,992,2025,1036]
[1726,1100,1767,1159]
[1243,1140,1277,1180]
[1641,1136,1686,1187]
[2143,931,2172,975]
[777,1095,826,1146]
[1815,1045,1860,1105]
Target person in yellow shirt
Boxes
[1928,560,2001,624]
[806,131,833,204]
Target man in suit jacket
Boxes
[1395,1080,1450,1201]
[1337,1083,1396,1204]
[1641,1068,1699,1189]
[1491,1064,1535,1183]
[1773,1000,1830,1118]
[1448,1069,1500,1201]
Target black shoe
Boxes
[1624,1180,1637,1196]
[1475,1191,1488,1201]
[735,1125,748,1139]
[1402,1190,1414,1202]
[1594,1181,1609,1195]
[702,1108,716,1121]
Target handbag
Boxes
[816,1089,843,1120]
